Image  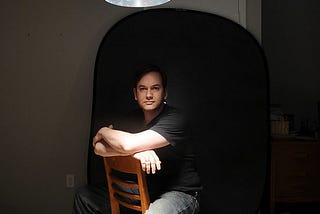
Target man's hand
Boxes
[93,125,124,157]
[93,140,109,156]
[92,124,113,147]
[132,150,161,174]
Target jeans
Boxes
[72,185,111,214]
[145,191,200,214]
[73,185,200,214]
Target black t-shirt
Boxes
[116,104,202,201]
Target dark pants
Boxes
[72,184,140,214]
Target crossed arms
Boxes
[93,125,169,174]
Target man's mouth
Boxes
[144,101,154,105]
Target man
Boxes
[73,64,202,213]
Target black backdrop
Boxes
[88,8,270,214]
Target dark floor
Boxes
[275,203,320,214]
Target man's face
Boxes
[134,71,167,112]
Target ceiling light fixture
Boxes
[105,0,171,8]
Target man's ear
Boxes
[164,88,168,100]
[133,88,137,100]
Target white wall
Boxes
[0,0,260,213]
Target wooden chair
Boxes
[103,155,150,213]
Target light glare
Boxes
[105,0,171,7]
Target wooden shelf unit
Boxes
[270,138,320,214]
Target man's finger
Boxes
[151,162,156,174]
[146,161,151,174]
[156,161,161,170]
[140,157,147,171]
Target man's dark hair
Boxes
[133,64,167,90]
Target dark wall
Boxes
[262,0,320,134]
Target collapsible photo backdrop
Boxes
[88,8,270,213]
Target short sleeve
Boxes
[148,106,189,147]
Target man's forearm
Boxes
[94,127,131,153]
[94,141,129,157]
[93,126,169,154]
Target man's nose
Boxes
[146,89,153,98]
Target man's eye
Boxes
[152,86,160,91]
[139,87,147,91]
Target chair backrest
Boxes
[103,155,150,213]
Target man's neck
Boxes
[143,104,165,125]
